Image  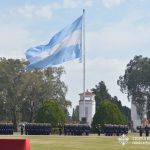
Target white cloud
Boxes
[17,4,53,19]
[35,5,53,19]
[1,1,93,20]
[102,0,125,9]
[63,0,79,8]
[84,0,93,7]
[0,25,30,58]
[17,5,36,19]
[86,13,150,53]
[63,0,93,8]
[1,2,62,20]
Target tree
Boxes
[0,58,70,130]
[117,55,150,121]
[112,96,122,110]
[20,67,69,123]
[112,96,131,123]
[122,106,131,123]
[92,81,111,110]
[20,70,45,122]
[35,100,65,126]
[0,58,26,131]
[72,105,79,121]
[92,100,127,130]
[91,81,131,123]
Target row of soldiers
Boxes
[23,123,128,136]
[0,123,14,135]
[24,123,51,135]
[64,124,91,136]
[0,122,129,136]
[137,126,150,137]
[104,124,128,136]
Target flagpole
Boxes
[82,9,86,119]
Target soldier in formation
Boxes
[58,124,62,135]
[20,125,24,135]
[145,125,149,137]
[25,123,51,135]
[0,123,14,135]
[95,124,101,136]
[137,126,143,137]
[104,124,128,136]
[64,124,91,136]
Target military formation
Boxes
[0,123,14,135]
[0,122,131,136]
[64,124,91,136]
[24,123,51,135]
[103,124,128,136]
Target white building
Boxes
[131,102,141,131]
[79,90,95,126]
[131,102,147,131]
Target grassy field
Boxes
[0,133,150,150]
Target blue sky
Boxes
[1,0,150,113]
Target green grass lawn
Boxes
[0,133,150,150]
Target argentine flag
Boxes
[25,15,82,70]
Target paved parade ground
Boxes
[0,133,150,150]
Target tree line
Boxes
[0,58,70,131]
[1,55,150,131]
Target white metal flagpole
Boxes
[82,9,86,119]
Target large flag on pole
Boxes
[25,15,83,70]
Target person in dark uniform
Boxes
[25,124,28,135]
[59,126,62,135]
[139,126,143,137]
[104,124,108,136]
[21,125,24,135]
[64,125,67,135]
[97,124,101,136]
[145,125,149,137]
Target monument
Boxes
[131,102,148,131]
[79,90,95,125]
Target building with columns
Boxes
[79,90,95,126]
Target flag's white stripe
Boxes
[29,29,81,63]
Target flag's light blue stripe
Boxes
[26,44,81,70]
[28,29,82,64]
[26,16,82,60]
[47,16,82,48]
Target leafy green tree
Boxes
[92,81,111,110]
[122,106,131,123]
[0,58,70,130]
[20,67,69,123]
[112,96,131,122]
[35,100,65,126]
[92,81,131,123]
[117,55,150,121]
[72,105,79,121]
[20,70,45,122]
[0,96,6,121]
[92,100,127,129]
[112,96,122,110]
[0,58,26,131]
